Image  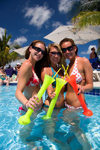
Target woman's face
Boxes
[61,41,76,60]
[91,48,95,53]
[49,46,61,66]
[29,42,45,61]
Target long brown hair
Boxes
[25,40,46,59]
[59,38,78,55]
[25,40,47,80]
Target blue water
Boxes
[0,86,100,150]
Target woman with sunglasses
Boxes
[41,43,66,108]
[59,38,93,109]
[59,38,93,150]
[15,40,47,113]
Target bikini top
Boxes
[51,67,60,88]
[70,57,82,83]
[26,63,40,86]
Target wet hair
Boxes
[25,40,47,80]
[59,38,78,55]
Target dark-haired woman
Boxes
[59,38,93,150]
[59,38,93,109]
[15,40,47,112]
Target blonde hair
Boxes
[47,43,62,54]
[47,43,66,68]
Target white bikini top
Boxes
[71,57,82,83]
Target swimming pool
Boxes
[0,86,100,150]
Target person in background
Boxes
[41,43,66,108]
[0,66,9,86]
[11,63,21,82]
[89,47,99,69]
[15,40,47,112]
[90,47,97,59]
[5,65,14,78]
[59,38,93,109]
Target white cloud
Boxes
[0,27,11,45]
[24,5,52,28]
[0,27,27,46]
[0,27,5,39]
[14,36,27,45]
[52,21,63,29]
[58,0,74,13]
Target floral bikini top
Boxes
[26,67,40,86]
[70,57,82,83]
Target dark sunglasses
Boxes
[61,45,74,53]
[50,52,61,56]
[32,46,45,55]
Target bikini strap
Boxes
[51,67,59,78]
[73,57,77,68]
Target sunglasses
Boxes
[32,46,45,55]
[61,45,74,53]
[50,52,61,56]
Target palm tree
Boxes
[72,11,100,29]
[0,29,19,66]
[72,0,100,54]
[0,29,12,51]
[80,0,100,11]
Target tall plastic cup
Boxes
[18,74,55,125]
[43,78,67,119]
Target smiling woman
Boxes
[41,43,66,108]
[15,40,47,114]
[59,38,93,109]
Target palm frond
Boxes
[72,11,100,29]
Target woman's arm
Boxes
[15,62,32,105]
[78,58,93,94]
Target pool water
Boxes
[0,86,100,150]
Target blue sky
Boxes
[0,0,99,59]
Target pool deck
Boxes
[9,81,17,85]
[2,81,17,86]
[2,70,100,89]
[93,82,100,89]
[93,70,100,89]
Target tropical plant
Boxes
[0,29,19,67]
[72,11,100,29]
[0,29,11,51]
[72,0,100,54]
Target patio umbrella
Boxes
[13,46,28,56]
[44,25,100,44]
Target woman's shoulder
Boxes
[20,60,32,74]
[22,60,32,68]
[41,66,52,76]
[42,66,51,72]
[78,56,90,64]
